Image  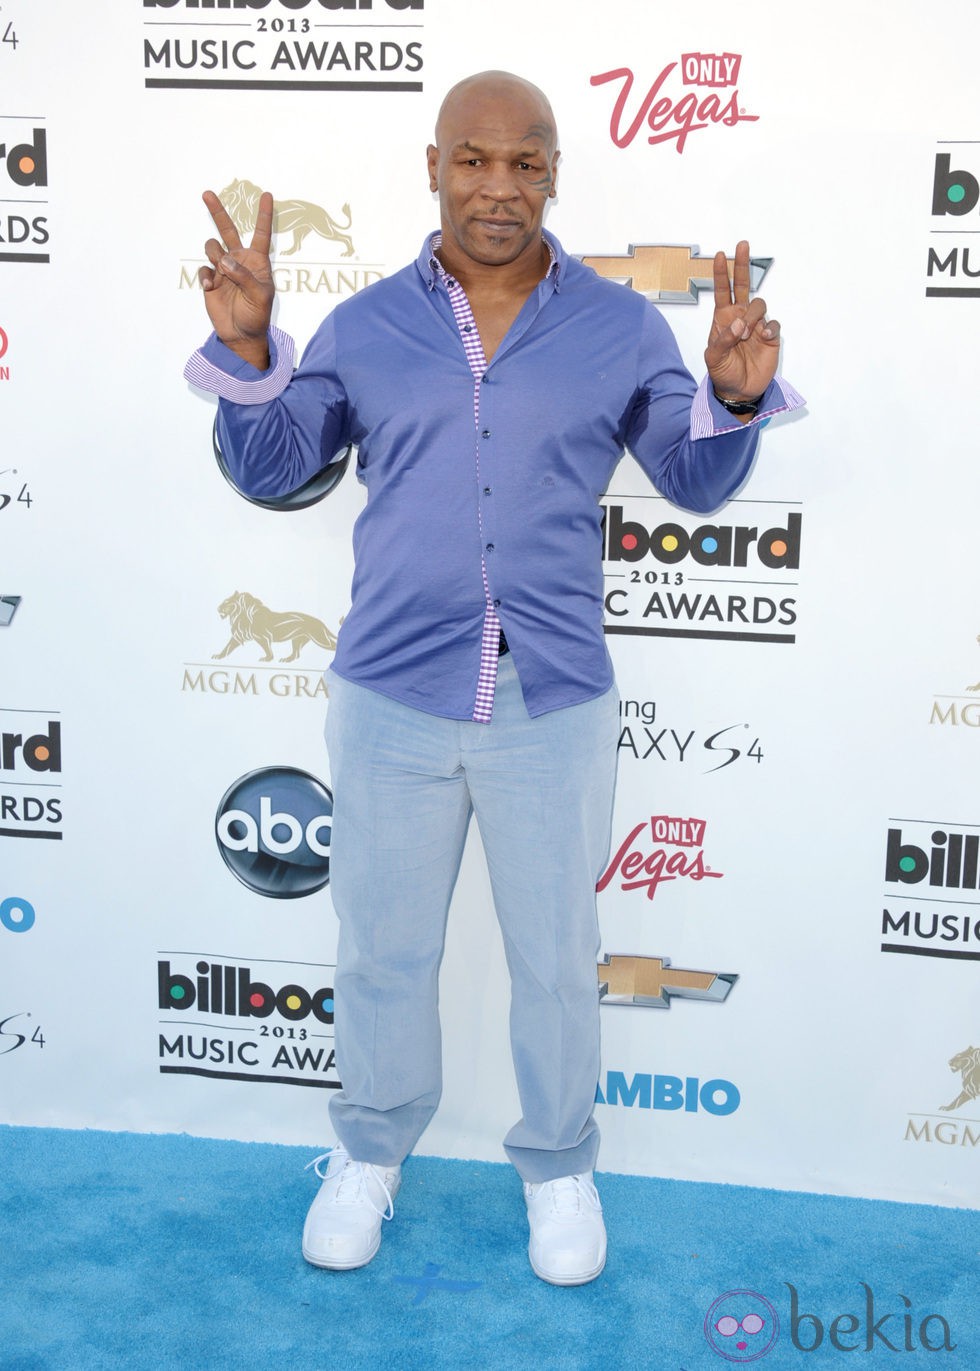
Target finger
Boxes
[760,316,780,342]
[204,236,226,269]
[732,239,751,306]
[706,318,741,359]
[198,265,217,292]
[249,190,274,256]
[202,189,243,252]
[713,249,733,310]
[214,252,269,306]
[741,297,768,334]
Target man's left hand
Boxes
[704,239,780,407]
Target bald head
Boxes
[434,71,558,156]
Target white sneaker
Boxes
[523,1172,607,1286]
[302,1145,401,1270]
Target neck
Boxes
[435,232,550,298]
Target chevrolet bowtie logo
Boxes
[0,596,21,627]
[579,244,772,304]
[597,954,737,1008]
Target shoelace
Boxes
[305,1146,397,1220]
[533,1173,602,1216]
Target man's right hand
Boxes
[198,188,275,371]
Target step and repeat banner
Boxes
[2,1,978,1209]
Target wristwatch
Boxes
[713,390,765,417]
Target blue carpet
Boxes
[0,1125,977,1369]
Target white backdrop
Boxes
[2,0,978,1209]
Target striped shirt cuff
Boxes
[183,325,295,404]
[690,373,806,440]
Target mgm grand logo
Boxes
[579,242,771,304]
[179,178,384,295]
[929,629,980,727]
[905,1045,980,1150]
[181,591,339,700]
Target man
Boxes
[185,70,803,1286]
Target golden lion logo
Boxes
[218,178,354,257]
[213,592,338,664]
[939,1045,980,1112]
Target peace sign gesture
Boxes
[703,239,781,408]
[198,188,275,371]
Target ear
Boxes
[549,148,561,199]
[426,143,439,193]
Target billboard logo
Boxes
[159,958,333,1024]
[1,719,60,774]
[157,950,340,1089]
[0,711,64,842]
[215,766,332,897]
[926,145,980,298]
[885,826,979,892]
[601,498,800,644]
[933,153,978,217]
[0,126,45,187]
[0,121,49,264]
[143,0,424,92]
[881,820,980,960]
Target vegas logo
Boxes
[591,51,759,154]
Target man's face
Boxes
[426,80,559,271]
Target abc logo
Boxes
[933,154,980,216]
[212,421,350,512]
[215,766,332,898]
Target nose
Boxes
[480,160,519,201]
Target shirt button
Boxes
[481,429,491,439]
[463,324,473,332]
[486,543,494,553]
[481,373,488,382]
[483,486,491,495]
[493,598,501,608]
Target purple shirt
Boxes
[186,230,804,719]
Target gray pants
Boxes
[324,656,619,1182]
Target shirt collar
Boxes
[419,229,563,292]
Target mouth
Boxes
[472,216,524,236]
